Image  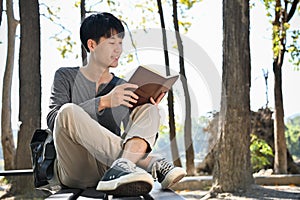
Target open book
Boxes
[128,65,179,109]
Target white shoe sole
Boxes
[96,172,154,196]
[161,167,187,189]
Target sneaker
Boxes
[152,158,187,189]
[96,158,154,197]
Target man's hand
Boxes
[150,92,166,106]
[99,83,139,110]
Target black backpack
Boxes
[30,129,56,188]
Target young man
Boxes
[47,12,186,197]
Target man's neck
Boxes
[81,64,113,92]
[81,64,112,84]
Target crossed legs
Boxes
[53,103,159,189]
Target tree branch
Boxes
[274,0,281,25]
[0,0,3,26]
[287,0,299,22]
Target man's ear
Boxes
[87,39,97,52]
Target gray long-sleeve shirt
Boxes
[47,67,130,136]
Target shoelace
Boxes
[158,159,173,176]
[115,160,136,173]
[151,159,173,181]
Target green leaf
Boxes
[250,134,274,172]
[74,1,81,8]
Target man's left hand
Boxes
[150,92,166,106]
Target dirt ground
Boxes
[1,182,300,199]
[176,184,300,200]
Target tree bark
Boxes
[198,108,300,174]
[172,0,195,175]
[157,0,182,167]
[1,0,18,171]
[13,0,41,195]
[212,0,253,192]
[80,0,87,65]
[0,0,3,26]
[273,62,287,173]
[270,0,299,175]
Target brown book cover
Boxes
[128,65,179,109]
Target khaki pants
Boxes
[53,103,160,189]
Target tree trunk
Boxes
[273,63,287,173]
[13,0,41,195]
[212,0,253,192]
[167,90,182,167]
[271,0,294,175]
[172,0,195,175]
[0,0,3,26]
[80,0,87,65]
[198,108,300,174]
[1,0,18,172]
[157,0,182,167]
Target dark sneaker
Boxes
[96,158,154,197]
[152,158,187,189]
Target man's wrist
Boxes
[98,96,109,111]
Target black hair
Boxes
[80,12,125,53]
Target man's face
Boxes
[93,33,123,68]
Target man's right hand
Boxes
[98,83,139,110]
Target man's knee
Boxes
[56,103,85,122]
[58,103,80,115]
[135,103,160,122]
[54,103,83,133]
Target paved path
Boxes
[173,175,300,200]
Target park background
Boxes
[1,0,299,162]
[1,0,300,128]
[0,0,299,195]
